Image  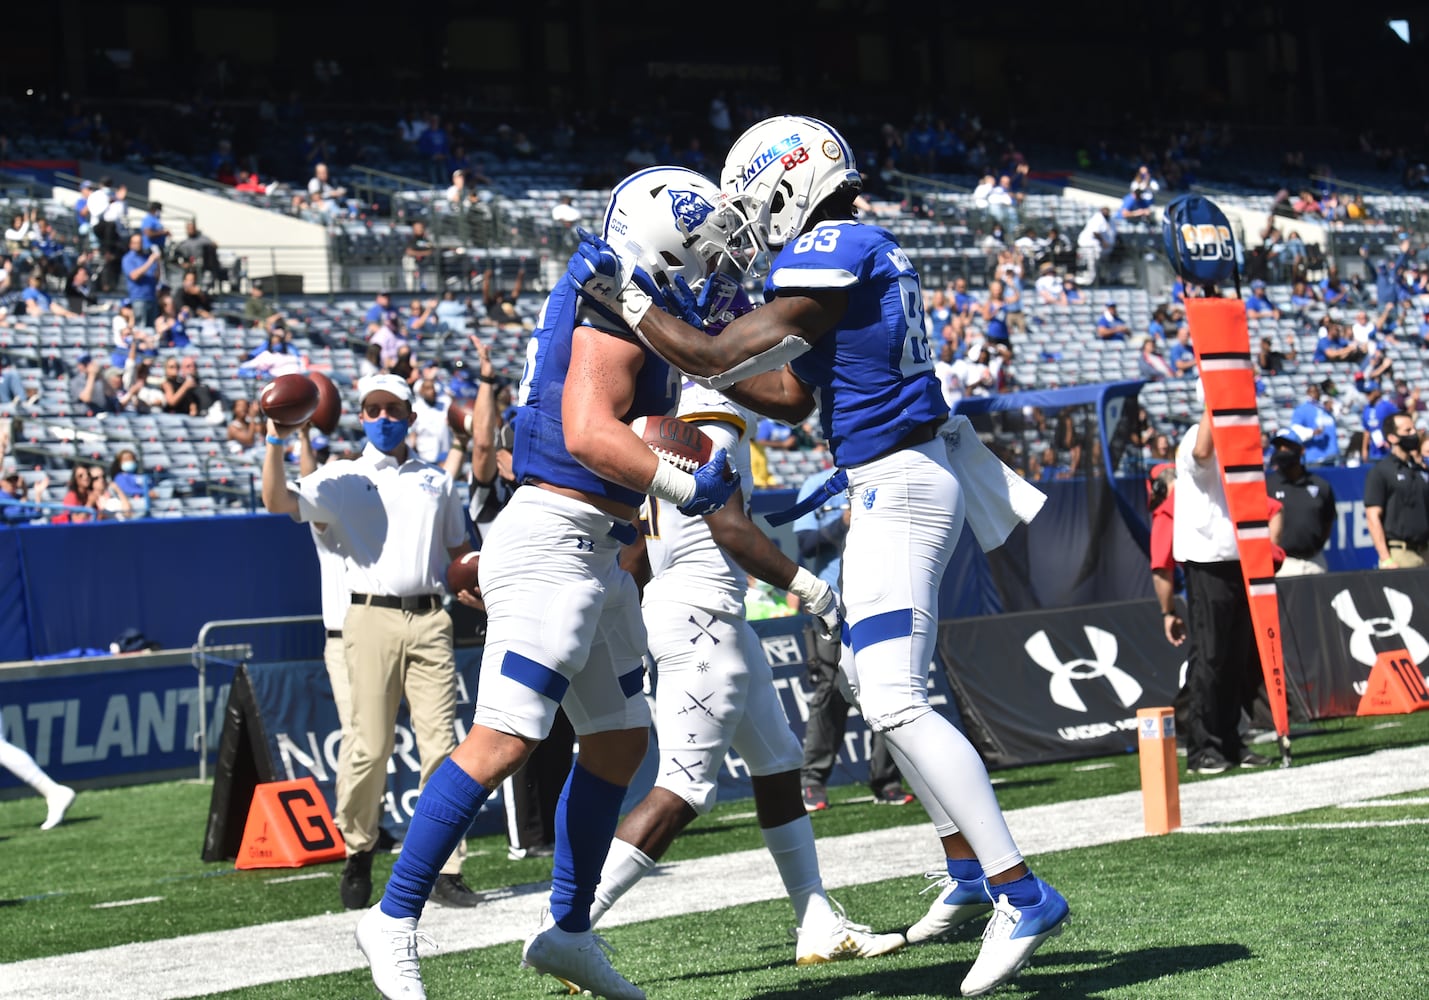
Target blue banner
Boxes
[0,658,234,789]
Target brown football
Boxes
[629,415,715,473]
[446,551,480,594]
[308,371,343,434]
[258,374,320,427]
[447,399,474,438]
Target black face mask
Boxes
[1271,450,1301,475]
[1397,434,1421,454]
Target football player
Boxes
[592,371,903,965]
[568,116,1070,998]
[356,166,740,1000]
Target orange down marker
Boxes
[1185,297,1290,745]
[1137,707,1181,834]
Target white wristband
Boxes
[787,565,826,606]
[647,457,697,506]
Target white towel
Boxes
[940,415,1047,551]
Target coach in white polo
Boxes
[261,372,481,912]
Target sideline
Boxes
[3,743,1427,999]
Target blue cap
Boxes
[1251,279,1266,289]
[309,432,329,450]
[120,298,132,308]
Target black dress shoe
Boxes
[431,873,482,908]
[340,849,375,910]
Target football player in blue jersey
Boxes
[568,115,1070,998]
[356,166,740,1000]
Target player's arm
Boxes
[637,290,844,389]
[706,493,799,590]
[562,326,662,492]
[721,366,817,424]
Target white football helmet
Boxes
[601,165,736,292]
[720,115,862,272]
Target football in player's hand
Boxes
[448,399,474,438]
[446,551,480,595]
[259,374,320,427]
[308,371,343,434]
[629,415,715,472]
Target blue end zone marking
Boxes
[501,651,570,702]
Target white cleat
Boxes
[522,909,646,1000]
[41,786,76,831]
[906,870,994,944]
[356,903,435,1000]
[960,877,1070,996]
[796,905,906,965]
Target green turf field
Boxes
[3,713,1428,999]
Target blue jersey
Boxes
[769,221,948,467]
[513,280,681,507]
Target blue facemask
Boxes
[363,417,408,452]
[121,460,137,473]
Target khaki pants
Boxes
[338,602,464,874]
[323,634,351,737]
[1276,554,1328,577]
[1388,543,1427,569]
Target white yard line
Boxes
[3,743,1427,1000]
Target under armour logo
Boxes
[575,538,594,551]
[676,691,715,718]
[688,614,720,645]
[1330,587,1429,667]
[1024,626,1143,713]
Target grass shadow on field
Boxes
[737,943,1253,999]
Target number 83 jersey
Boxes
[771,220,949,467]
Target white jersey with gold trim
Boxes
[640,382,755,617]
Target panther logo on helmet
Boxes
[669,187,715,236]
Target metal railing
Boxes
[192,615,321,780]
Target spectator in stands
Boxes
[934,341,961,407]
[1290,382,1341,466]
[4,208,36,268]
[1361,385,1400,463]
[950,276,975,317]
[1095,301,1130,342]
[53,466,94,524]
[227,398,262,455]
[122,356,164,414]
[925,288,954,340]
[1033,262,1064,304]
[1037,446,1070,482]
[64,264,101,314]
[160,355,198,415]
[357,342,383,383]
[1117,186,1154,223]
[1139,338,1175,380]
[403,221,436,293]
[0,461,46,523]
[981,280,1011,348]
[445,169,467,205]
[410,377,452,463]
[1320,265,1350,307]
[1350,306,1394,348]
[1354,344,1394,398]
[154,293,192,350]
[369,315,408,369]
[111,300,155,366]
[417,114,451,182]
[244,284,276,327]
[1168,325,1197,378]
[74,180,93,243]
[364,290,398,331]
[307,162,348,216]
[953,343,996,398]
[111,448,150,515]
[21,274,80,319]
[122,233,162,327]
[140,202,169,255]
[178,270,213,318]
[1243,280,1280,320]
[175,220,220,286]
[31,219,70,280]
[755,415,798,460]
[72,355,126,415]
[1257,336,1294,375]
[481,263,526,328]
[406,298,440,339]
[89,464,132,520]
[1314,320,1361,363]
[1077,205,1115,286]
[1061,275,1084,304]
[391,343,418,387]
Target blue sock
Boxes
[946,858,985,885]
[990,871,1042,909]
[379,758,488,920]
[549,763,627,933]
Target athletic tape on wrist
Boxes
[647,457,697,506]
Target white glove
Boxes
[788,566,842,642]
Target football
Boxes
[630,414,715,473]
[448,399,474,438]
[445,551,480,595]
[258,374,320,427]
[308,371,343,434]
